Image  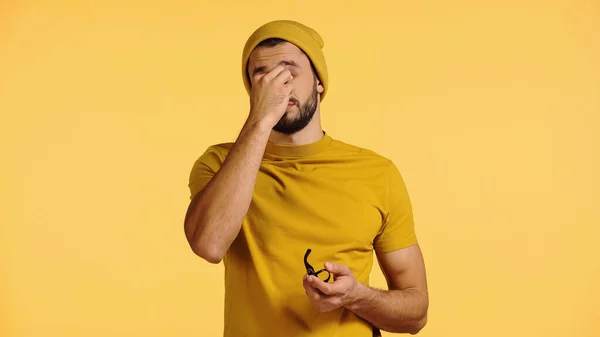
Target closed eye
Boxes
[252,60,300,76]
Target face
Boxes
[248,41,324,135]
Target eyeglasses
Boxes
[304,248,331,283]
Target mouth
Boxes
[288,98,299,106]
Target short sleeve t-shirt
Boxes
[188,132,418,337]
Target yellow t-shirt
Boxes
[188,132,418,337]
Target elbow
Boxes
[184,215,225,264]
[407,292,429,334]
[407,313,427,335]
[201,252,224,265]
[186,226,225,264]
[191,241,225,264]
[387,313,427,335]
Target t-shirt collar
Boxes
[264,131,332,157]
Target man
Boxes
[184,20,429,337]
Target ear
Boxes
[316,77,324,94]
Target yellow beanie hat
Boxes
[241,20,329,101]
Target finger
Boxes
[324,262,352,277]
[273,68,293,84]
[263,65,286,82]
[303,276,323,301]
[252,73,266,85]
[307,275,340,295]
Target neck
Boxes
[268,109,324,146]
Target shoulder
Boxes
[196,142,234,160]
[327,137,409,195]
[189,142,234,171]
[328,137,396,167]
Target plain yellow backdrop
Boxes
[1,1,599,336]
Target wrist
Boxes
[345,282,374,311]
[242,116,272,136]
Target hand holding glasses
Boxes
[304,248,331,283]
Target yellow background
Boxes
[2,1,599,336]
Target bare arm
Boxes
[184,121,271,263]
[346,244,429,334]
[302,162,427,332]
[184,65,294,263]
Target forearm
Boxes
[346,283,428,334]
[185,119,271,263]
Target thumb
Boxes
[324,262,351,276]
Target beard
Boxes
[273,79,318,135]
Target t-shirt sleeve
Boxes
[188,146,224,200]
[373,161,418,253]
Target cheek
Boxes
[292,78,314,97]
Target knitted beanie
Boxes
[241,20,328,101]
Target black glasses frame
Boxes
[304,248,331,283]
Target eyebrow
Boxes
[252,60,300,76]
